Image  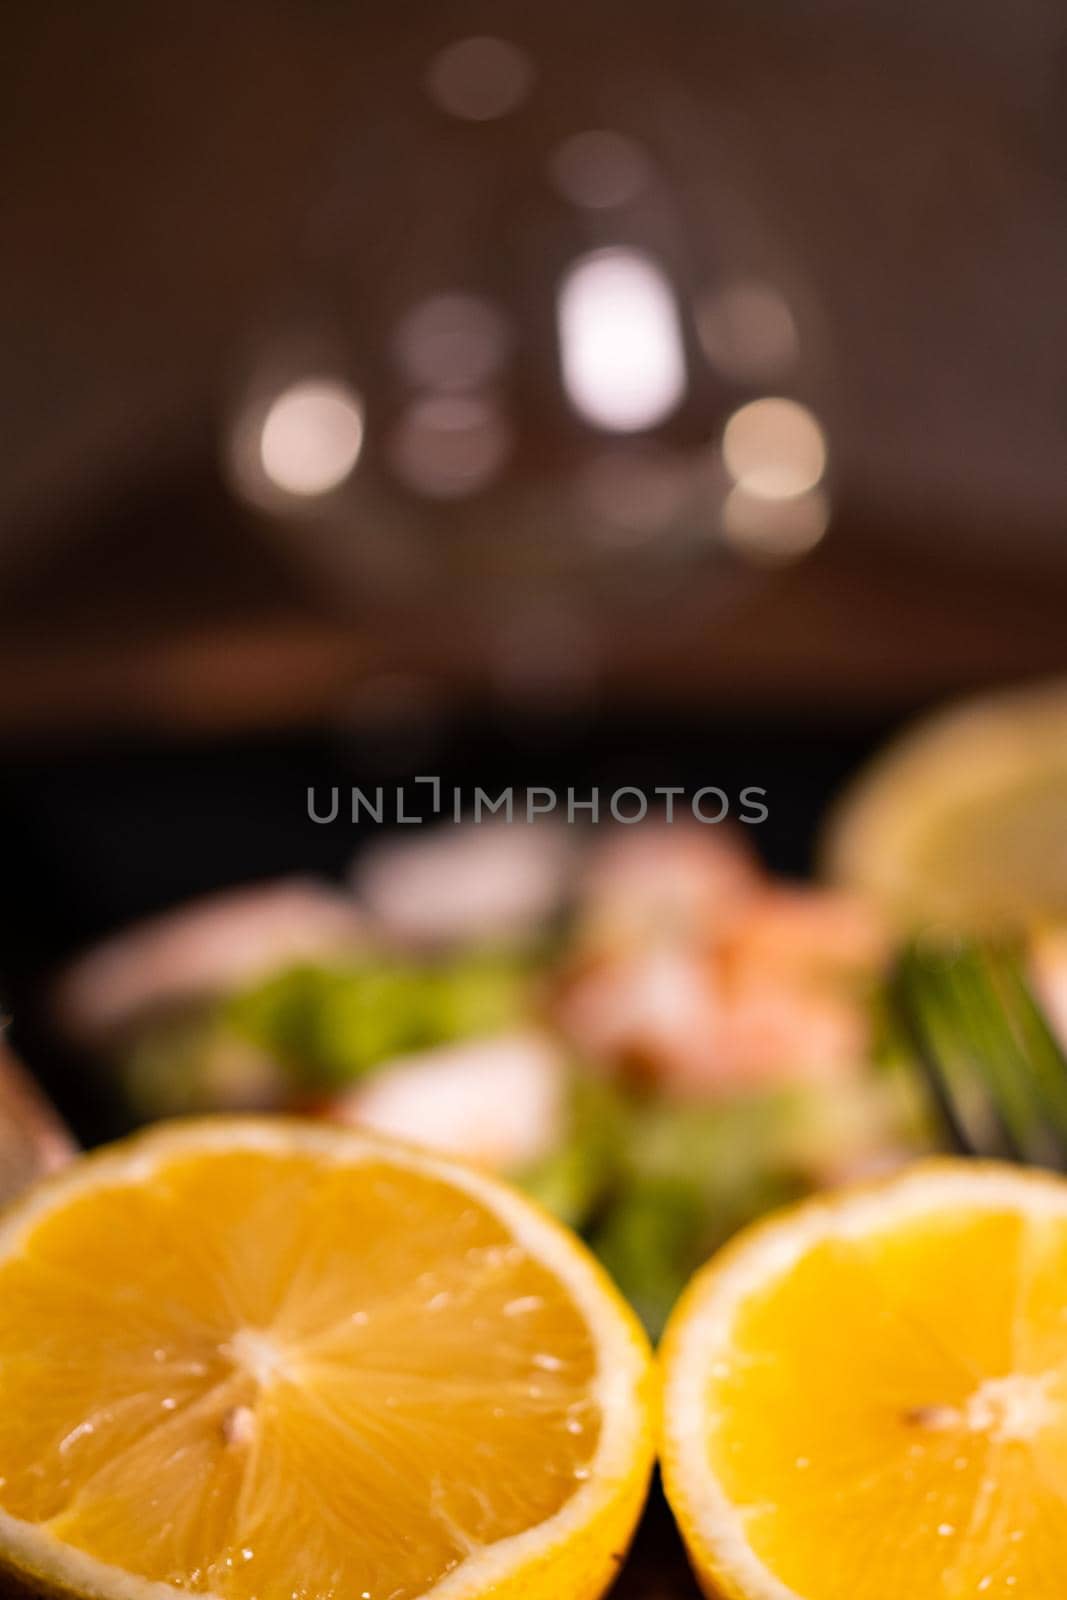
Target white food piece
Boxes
[335,1030,566,1173]
[353,818,572,948]
[57,879,366,1043]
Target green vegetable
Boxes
[121,1014,285,1119]
[224,953,533,1090]
[118,952,535,1115]
[592,1095,810,1338]
[518,1075,627,1231]
[892,937,1067,1166]
[592,1177,711,1337]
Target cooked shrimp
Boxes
[558,868,880,1098]
[576,819,763,953]
[721,885,889,980]
[558,946,723,1090]
[57,880,366,1044]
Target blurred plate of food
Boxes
[54,815,921,1335]
[46,682,1067,1334]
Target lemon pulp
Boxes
[0,1144,604,1600]
[664,1168,1067,1600]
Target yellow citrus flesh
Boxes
[820,681,1067,929]
[661,1162,1067,1600]
[0,1119,654,1600]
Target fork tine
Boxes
[948,944,1047,1165]
[892,937,1067,1173]
[987,948,1067,1171]
[890,947,984,1158]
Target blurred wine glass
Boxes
[223,21,833,654]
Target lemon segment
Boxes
[0,1118,654,1600]
[661,1162,1067,1600]
[821,682,1067,929]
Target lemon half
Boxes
[0,1118,654,1600]
[821,681,1067,929]
[662,1160,1067,1600]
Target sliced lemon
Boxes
[0,1117,654,1600]
[661,1160,1067,1600]
[821,681,1067,929]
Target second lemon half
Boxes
[661,1160,1067,1600]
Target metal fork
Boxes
[890,938,1067,1171]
